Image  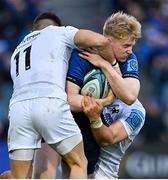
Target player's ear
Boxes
[107,37,113,42]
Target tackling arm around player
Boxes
[82,94,145,179]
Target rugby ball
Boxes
[81,69,110,99]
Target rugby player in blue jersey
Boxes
[64,12,143,178]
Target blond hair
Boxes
[103,11,141,41]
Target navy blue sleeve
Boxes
[67,49,94,88]
[119,53,139,79]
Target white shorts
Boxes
[8,97,81,152]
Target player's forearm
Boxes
[91,119,128,147]
[96,43,115,64]
[91,125,115,147]
[75,30,109,48]
[74,30,114,62]
[100,62,140,105]
[68,94,83,112]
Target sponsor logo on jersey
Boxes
[127,59,138,72]
[125,109,144,130]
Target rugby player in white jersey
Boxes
[82,94,145,179]
[8,12,115,179]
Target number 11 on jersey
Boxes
[14,45,32,76]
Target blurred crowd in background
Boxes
[0,0,168,178]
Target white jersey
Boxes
[10,25,78,106]
[94,99,146,179]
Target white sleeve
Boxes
[63,26,79,48]
[119,109,145,141]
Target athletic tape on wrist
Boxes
[90,118,103,129]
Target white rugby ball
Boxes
[81,69,110,99]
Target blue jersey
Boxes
[67,49,139,87]
[66,49,140,174]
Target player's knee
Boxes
[49,133,87,169]
[82,153,88,169]
[63,152,88,170]
[74,153,87,169]
[81,155,88,170]
[62,142,88,170]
